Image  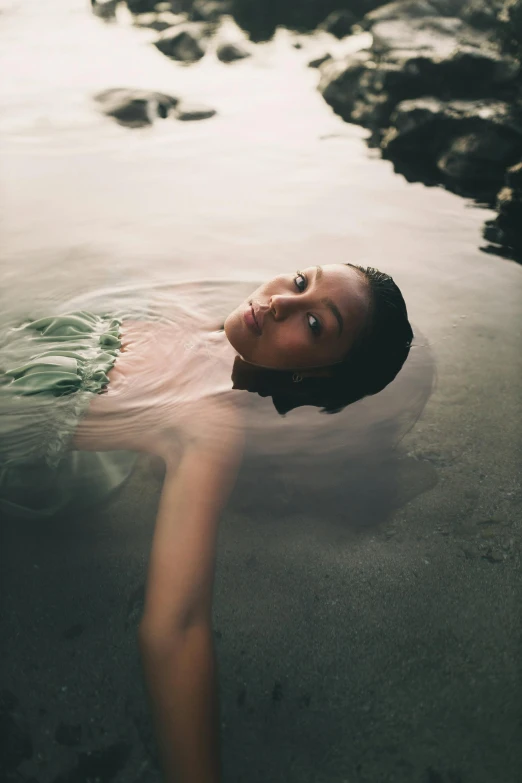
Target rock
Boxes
[371,16,487,56]
[506,159,522,185]
[153,23,209,61]
[91,0,119,20]
[308,53,333,68]
[381,97,522,196]
[386,97,522,145]
[174,103,217,120]
[216,0,389,41]
[497,184,522,218]
[155,1,173,9]
[483,161,522,259]
[313,0,522,262]
[462,0,505,30]
[318,9,358,39]
[318,50,374,123]
[319,37,519,132]
[437,127,522,193]
[93,88,179,127]
[126,0,157,12]
[132,11,186,31]
[383,45,519,100]
[190,0,230,23]
[360,0,508,32]
[216,41,251,62]
[360,0,468,30]
[500,0,522,53]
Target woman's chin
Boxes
[224,310,250,359]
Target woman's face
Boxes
[224,264,371,371]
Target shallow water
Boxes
[1,2,521,783]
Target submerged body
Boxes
[74,316,241,457]
[0,308,243,516]
[1,306,244,783]
[1,263,414,783]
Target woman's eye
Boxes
[308,314,321,336]
[294,271,307,292]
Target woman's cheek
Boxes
[273,332,306,363]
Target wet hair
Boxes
[232,264,413,415]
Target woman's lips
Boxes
[244,303,261,335]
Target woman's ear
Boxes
[231,356,336,390]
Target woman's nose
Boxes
[269,294,296,320]
[269,294,286,321]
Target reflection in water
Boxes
[236,329,436,535]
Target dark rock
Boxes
[318,51,374,123]
[308,53,333,68]
[496,186,522,253]
[132,10,186,30]
[216,41,251,62]
[318,9,358,39]
[320,34,519,131]
[381,98,522,197]
[316,0,522,259]
[382,45,519,101]
[126,0,157,12]
[91,0,119,20]
[497,185,522,219]
[371,16,488,55]
[360,0,468,30]
[483,161,522,260]
[190,0,230,22]
[500,0,522,53]
[174,102,217,120]
[228,1,389,43]
[462,0,504,30]
[506,158,522,185]
[93,88,179,127]
[153,23,209,61]
[437,127,522,193]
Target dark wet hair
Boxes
[231,264,413,415]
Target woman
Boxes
[1,262,412,783]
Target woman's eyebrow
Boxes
[315,265,344,337]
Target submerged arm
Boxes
[138,404,243,783]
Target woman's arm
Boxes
[138,403,243,783]
[138,619,220,783]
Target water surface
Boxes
[1,3,521,783]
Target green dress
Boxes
[0,311,137,519]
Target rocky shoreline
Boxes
[316,0,522,262]
[93,0,522,262]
